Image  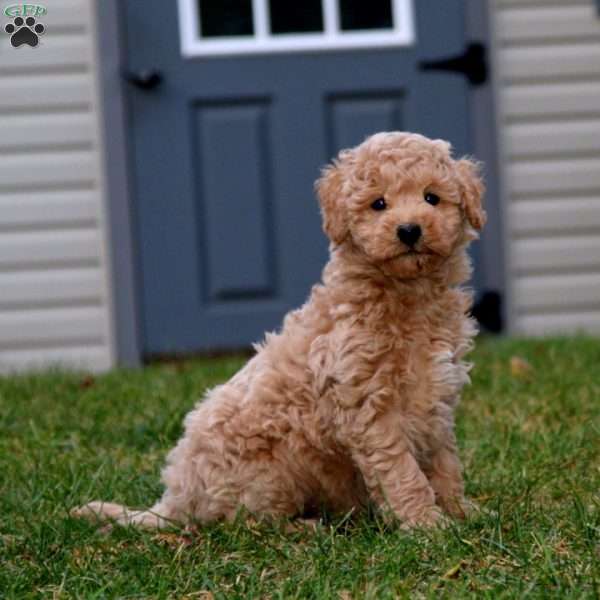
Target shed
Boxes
[0,0,599,372]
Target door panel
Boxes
[123,0,475,355]
[194,100,276,302]
[327,93,404,152]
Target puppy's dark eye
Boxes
[424,192,440,206]
[371,197,386,211]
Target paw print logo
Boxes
[5,16,45,48]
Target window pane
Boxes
[339,0,393,31]
[269,0,324,34]
[198,0,254,38]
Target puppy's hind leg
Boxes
[71,500,176,530]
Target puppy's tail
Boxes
[71,501,172,530]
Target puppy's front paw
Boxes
[458,498,480,517]
[283,518,321,534]
[440,496,480,520]
[401,506,450,530]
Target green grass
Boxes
[1,338,599,599]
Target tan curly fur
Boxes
[73,131,485,530]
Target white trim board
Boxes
[177,0,415,57]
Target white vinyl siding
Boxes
[0,0,114,372]
[492,0,600,335]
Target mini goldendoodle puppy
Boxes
[74,131,485,530]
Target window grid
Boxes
[253,0,268,39]
[177,0,415,57]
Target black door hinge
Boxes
[419,42,489,86]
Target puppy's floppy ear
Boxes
[315,154,351,244]
[456,158,486,230]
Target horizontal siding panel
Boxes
[43,0,92,29]
[0,268,104,306]
[0,112,94,151]
[0,346,112,374]
[0,230,101,268]
[511,198,600,234]
[512,235,600,272]
[514,273,600,311]
[505,120,600,157]
[507,158,600,195]
[0,190,100,228]
[516,311,600,335]
[496,0,590,6]
[502,82,600,119]
[0,73,92,111]
[0,151,95,189]
[0,34,90,73]
[0,306,106,346]
[498,44,600,82]
[497,6,600,43]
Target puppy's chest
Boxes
[382,337,468,457]
[314,304,473,413]
[381,310,472,412]
[395,340,467,410]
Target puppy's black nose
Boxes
[397,224,422,247]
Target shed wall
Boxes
[0,0,114,371]
[492,0,600,334]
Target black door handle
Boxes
[419,42,488,86]
[124,69,163,90]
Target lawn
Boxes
[1,337,599,599]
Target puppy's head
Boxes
[316,132,485,280]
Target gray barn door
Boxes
[123,0,478,355]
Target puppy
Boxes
[74,132,485,530]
